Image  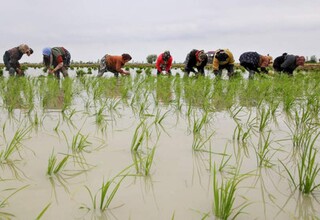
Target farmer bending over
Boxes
[42,47,71,79]
[212,49,235,78]
[239,51,272,79]
[97,53,132,77]
[3,44,33,76]
[273,53,305,76]
[156,51,173,76]
[184,49,208,77]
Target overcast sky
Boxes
[1,0,319,63]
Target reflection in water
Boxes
[0,77,34,112]
[294,193,320,220]
[192,151,211,186]
[156,77,173,106]
[0,161,27,180]
[42,80,70,110]
[276,189,320,220]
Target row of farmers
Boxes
[2,44,305,79]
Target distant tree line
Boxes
[306,55,318,63]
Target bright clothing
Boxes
[212,49,235,71]
[98,54,128,77]
[156,53,173,72]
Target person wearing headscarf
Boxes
[239,52,273,79]
[212,49,235,78]
[184,49,208,76]
[3,44,33,76]
[156,51,173,76]
[273,53,305,76]
[42,47,71,79]
[97,53,132,77]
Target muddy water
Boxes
[1,75,320,220]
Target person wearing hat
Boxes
[239,51,273,79]
[273,53,305,76]
[156,51,173,76]
[42,47,71,79]
[212,49,235,78]
[184,49,208,76]
[3,44,33,76]
[97,53,132,77]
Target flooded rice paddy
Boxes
[0,67,320,219]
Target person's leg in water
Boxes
[97,55,107,77]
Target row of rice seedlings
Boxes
[0,70,318,122]
[0,69,318,116]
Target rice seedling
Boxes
[35,203,51,220]
[190,111,215,151]
[229,105,244,124]
[143,146,156,176]
[69,131,91,154]
[257,106,271,132]
[286,107,316,150]
[132,143,157,176]
[232,123,252,143]
[212,164,249,220]
[280,130,320,194]
[131,120,150,151]
[153,109,170,125]
[61,108,78,128]
[255,132,275,167]
[192,131,215,152]
[76,69,87,77]
[46,150,69,176]
[63,130,104,169]
[218,145,232,173]
[53,118,61,133]
[94,103,108,128]
[191,111,209,136]
[0,125,32,163]
[81,168,129,212]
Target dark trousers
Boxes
[214,64,234,77]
